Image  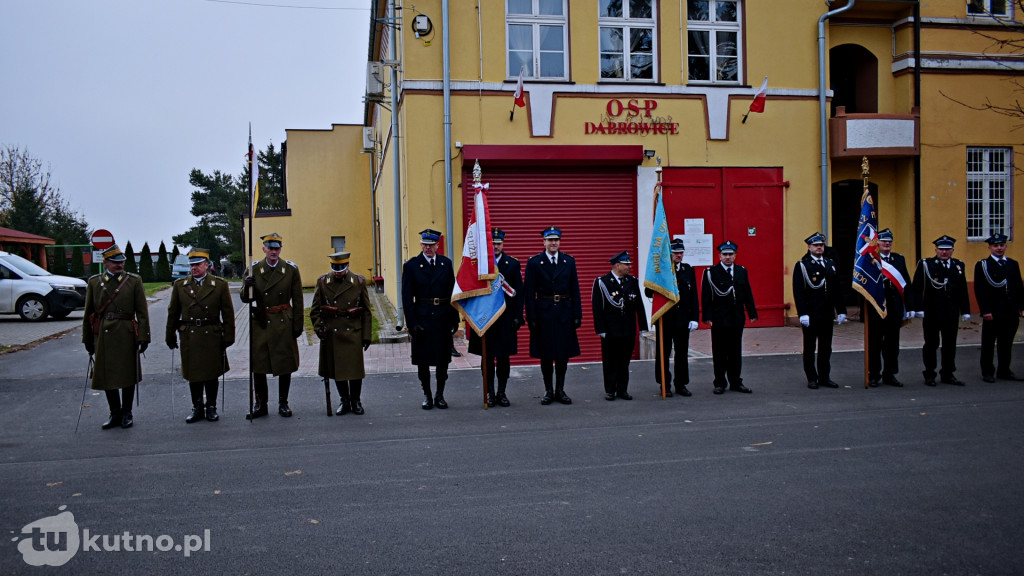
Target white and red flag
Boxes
[742,77,768,123]
[451,182,506,335]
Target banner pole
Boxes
[658,318,667,398]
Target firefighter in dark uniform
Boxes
[974,232,1024,382]
[645,239,699,397]
[701,241,757,395]
[524,226,582,405]
[165,248,235,423]
[311,251,373,414]
[468,228,523,407]
[867,228,915,387]
[793,232,847,389]
[593,250,648,401]
[402,229,459,410]
[82,244,151,429]
[910,235,971,386]
[240,232,303,418]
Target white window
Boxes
[599,0,656,81]
[968,0,1010,17]
[967,147,1013,240]
[687,0,740,83]
[507,0,568,80]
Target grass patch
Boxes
[143,282,171,297]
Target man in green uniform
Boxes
[241,232,303,418]
[82,244,151,429]
[166,248,236,423]
[310,251,372,415]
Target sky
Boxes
[0,0,370,250]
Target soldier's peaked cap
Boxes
[102,244,126,262]
[609,250,632,265]
[985,232,1008,244]
[670,239,686,253]
[717,241,738,254]
[419,229,441,244]
[804,232,826,245]
[877,228,894,242]
[187,248,210,264]
[261,233,283,248]
[933,235,956,249]
[492,228,506,242]
[542,226,562,239]
[330,251,350,270]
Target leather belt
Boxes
[265,304,291,313]
[415,297,449,306]
[181,318,221,327]
[539,294,571,303]
[103,312,134,320]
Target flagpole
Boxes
[481,336,489,409]
[658,318,667,398]
[247,124,255,421]
[862,157,871,389]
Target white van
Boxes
[171,254,190,279]
[0,251,88,321]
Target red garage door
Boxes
[461,156,640,364]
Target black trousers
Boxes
[868,308,903,379]
[105,385,135,415]
[980,314,1020,377]
[481,355,511,395]
[188,379,219,408]
[540,359,568,390]
[335,379,362,400]
[417,365,448,394]
[600,335,634,395]
[801,317,834,383]
[654,325,690,389]
[710,325,744,388]
[922,316,959,379]
[253,373,291,403]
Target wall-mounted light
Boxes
[644,149,656,159]
[412,14,433,39]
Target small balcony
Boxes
[829,107,920,159]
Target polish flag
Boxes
[749,77,768,114]
[513,67,526,108]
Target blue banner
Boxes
[851,189,887,318]
[643,185,679,323]
[454,274,507,336]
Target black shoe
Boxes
[351,400,364,415]
[730,384,752,393]
[713,387,725,395]
[821,380,839,389]
[924,378,937,387]
[102,412,120,430]
[982,375,997,383]
[617,392,632,400]
[941,375,964,386]
[451,346,462,357]
[422,394,434,410]
[997,371,1021,381]
[336,400,351,415]
[486,394,496,408]
[807,380,819,390]
[868,377,881,388]
[884,376,904,387]
[186,406,205,424]
[278,402,293,417]
[496,393,511,407]
[205,406,219,422]
[120,411,134,428]
[541,391,554,405]
[678,385,692,397]
[434,394,448,409]
[605,393,616,401]
[555,390,572,404]
[246,402,269,420]
[664,389,673,397]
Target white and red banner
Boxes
[749,77,768,114]
[452,183,506,335]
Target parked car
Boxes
[0,251,87,321]
[171,254,190,280]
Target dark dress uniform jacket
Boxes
[468,253,523,358]
[524,251,583,360]
[166,274,235,381]
[82,272,151,390]
[792,254,845,320]
[402,253,458,366]
[911,257,970,320]
[593,273,648,338]
[974,256,1024,319]
[239,258,303,376]
[701,264,757,325]
[310,272,373,380]
[646,263,700,329]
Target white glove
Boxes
[916,311,925,318]
[837,314,847,325]
[799,315,810,327]
[598,333,606,338]
[904,311,914,321]
[688,321,698,333]
[961,314,971,322]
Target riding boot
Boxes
[496,379,511,407]
[335,380,351,415]
[434,379,448,409]
[419,367,433,409]
[350,380,364,415]
[204,380,219,421]
[102,390,121,429]
[120,385,135,427]
[278,374,292,417]
[186,382,205,423]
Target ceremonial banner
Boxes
[452,184,504,335]
[644,182,679,323]
[852,189,888,317]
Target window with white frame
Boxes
[507,0,568,80]
[599,0,656,81]
[687,0,740,83]
[968,0,1010,17]
[967,147,1013,240]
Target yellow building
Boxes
[263,0,1022,363]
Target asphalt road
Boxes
[1,328,1023,575]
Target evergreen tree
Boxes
[138,242,155,282]
[124,241,137,274]
[156,241,171,282]
[171,244,180,262]
[173,169,245,268]
[70,246,85,278]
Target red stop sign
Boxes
[90,229,115,250]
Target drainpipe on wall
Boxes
[442,0,454,251]
[391,0,404,329]
[818,0,855,240]
[913,2,922,259]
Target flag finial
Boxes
[473,159,482,184]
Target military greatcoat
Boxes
[402,253,459,367]
[240,258,303,376]
[166,274,236,381]
[82,271,151,391]
[523,251,583,361]
[310,271,372,381]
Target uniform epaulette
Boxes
[286,260,298,269]
[128,272,142,279]
[88,273,101,280]
[505,255,519,263]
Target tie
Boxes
[883,256,889,263]
[430,259,435,267]
[944,261,949,270]
[999,258,1005,267]
[552,256,557,266]
[727,266,733,278]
